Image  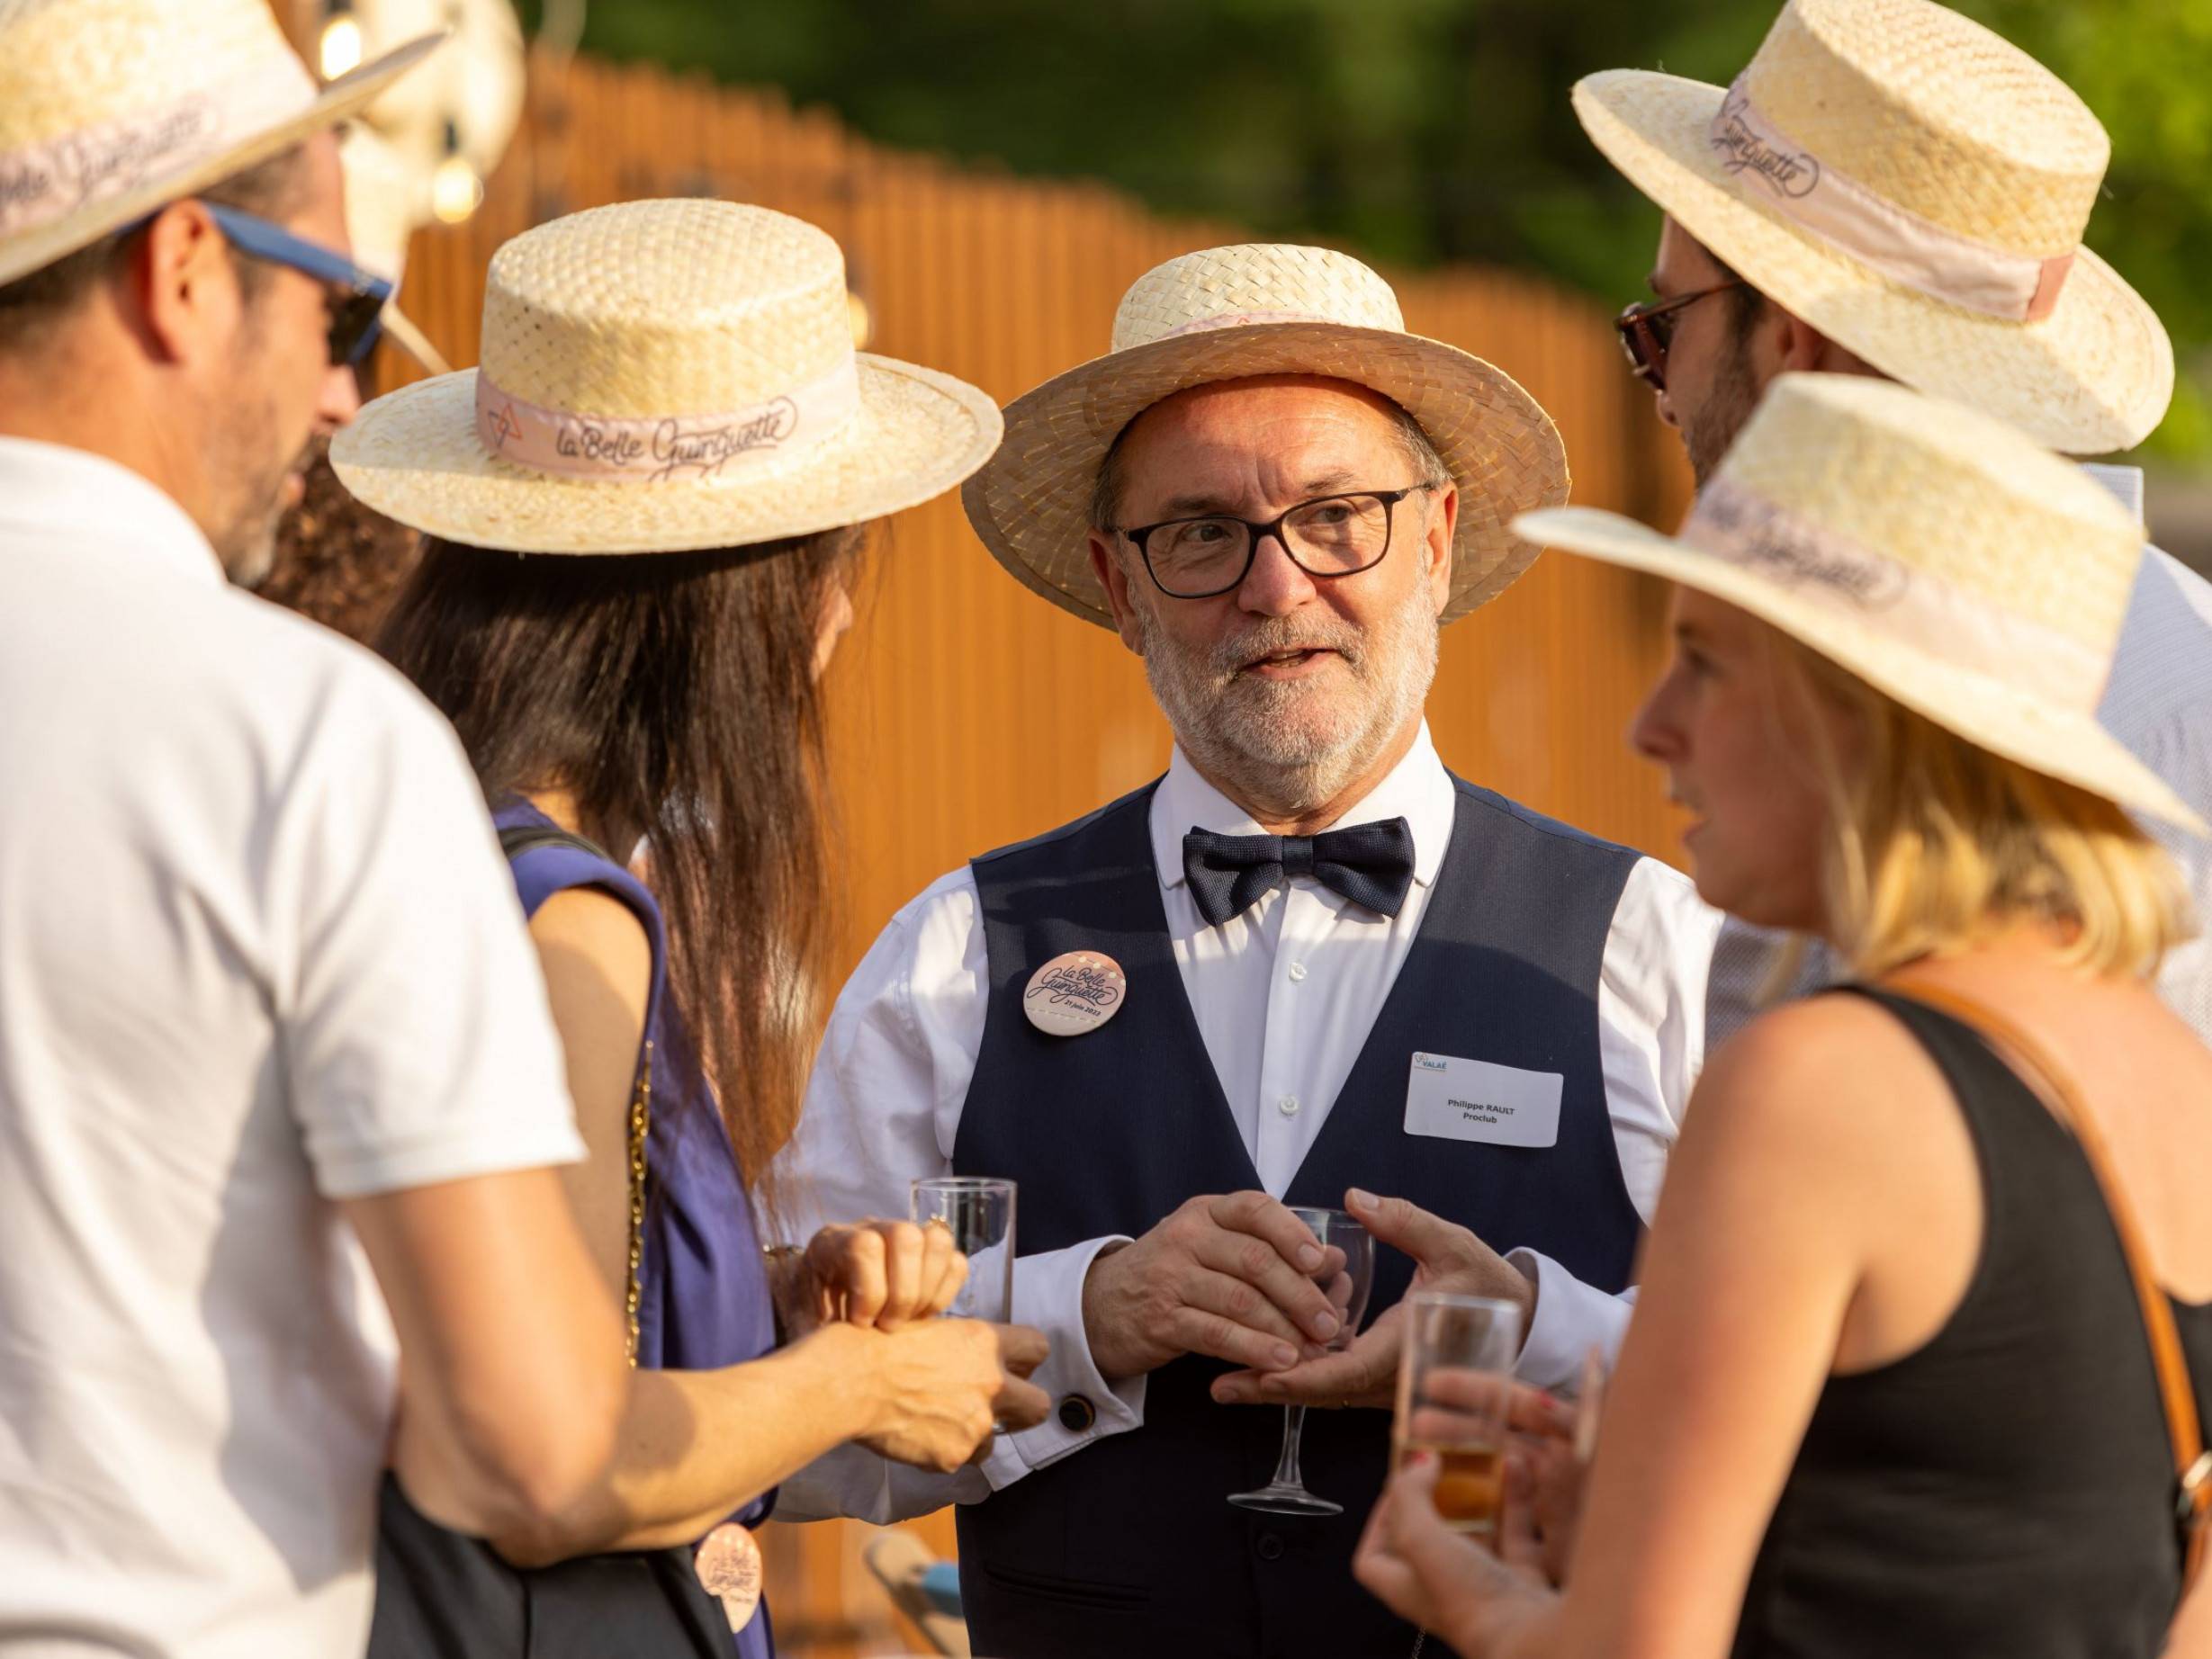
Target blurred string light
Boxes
[314,0,531,229]
[429,118,484,222]
[427,4,482,224]
[318,0,364,78]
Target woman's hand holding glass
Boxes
[775,1218,972,1336]
[1353,1451,1560,1658]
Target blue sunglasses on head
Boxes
[125,202,394,367]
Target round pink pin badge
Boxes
[695,1521,763,1631]
[1023,950,1128,1037]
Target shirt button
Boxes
[1057,1394,1096,1432]
[1254,1531,1285,1562]
[1277,1095,1300,1116]
[1287,962,1308,982]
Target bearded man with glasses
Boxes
[774,243,1720,1658]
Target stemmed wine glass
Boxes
[1227,1206,1375,1516]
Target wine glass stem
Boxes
[1269,1404,1309,1490]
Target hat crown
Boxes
[1109,244,1405,354]
[1739,0,2108,257]
[0,0,297,151]
[0,0,320,247]
[1714,373,2142,685]
[478,199,857,419]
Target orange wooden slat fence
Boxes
[369,47,1696,1656]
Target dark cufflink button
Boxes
[1254,1532,1285,1561]
[1057,1394,1096,1432]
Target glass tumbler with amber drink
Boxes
[1391,1292,1523,1541]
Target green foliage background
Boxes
[522,0,2212,462]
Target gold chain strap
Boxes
[625,1038,653,1367]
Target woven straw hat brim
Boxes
[330,354,1004,554]
[961,320,1570,630]
[0,34,445,290]
[1518,504,2203,834]
[1574,71,2174,456]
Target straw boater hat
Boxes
[961,243,1570,630]
[332,199,1003,553]
[0,0,442,289]
[1574,0,2172,455]
[1515,373,2201,832]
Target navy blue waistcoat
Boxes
[951,775,1644,1659]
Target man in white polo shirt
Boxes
[0,5,628,1655]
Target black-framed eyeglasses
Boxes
[1613,280,1747,393]
[1116,485,1436,599]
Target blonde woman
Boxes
[334,200,1048,1658]
[1352,375,2212,1657]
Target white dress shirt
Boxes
[1708,467,2212,1050]
[775,724,1720,1522]
[0,439,584,1658]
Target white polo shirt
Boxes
[0,439,584,1656]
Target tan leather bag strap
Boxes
[1884,975,2209,1590]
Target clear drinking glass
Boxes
[1390,1292,1524,1542]
[1227,1206,1375,1516]
[910,1176,1015,1323]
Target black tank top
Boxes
[1731,989,2212,1658]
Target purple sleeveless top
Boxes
[496,801,778,1657]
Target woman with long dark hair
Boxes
[1348,375,2212,1656]
[334,198,1048,1657]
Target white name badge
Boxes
[1404,1052,1563,1149]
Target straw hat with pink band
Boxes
[961,241,1570,630]
[331,198,1003,553]
[1573,0,2173,455]
[1516,372,2204,834]
[0,0,442,289]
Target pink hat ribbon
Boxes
[1679,474,2109,708]
[1708,77,2075,324]
[473,360,863,485]
[0,53,318,240]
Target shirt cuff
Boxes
[1506,1248,1635,1396]
[773,1440,988,1525]
[979,1234,1145,1491]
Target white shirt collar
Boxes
[1150,721,1455,892]
[0,436,221,587]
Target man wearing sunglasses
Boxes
[775,243,1719,1657]
[1576,0,2212,1054]
[0,8,634,1655]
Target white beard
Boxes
[1134,575,1440,818]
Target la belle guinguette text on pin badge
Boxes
[695,1520,763,1631]
[1023,950,1127,1037]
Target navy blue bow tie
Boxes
[1182,818,1417,928]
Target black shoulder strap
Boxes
[497,822,614,864]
